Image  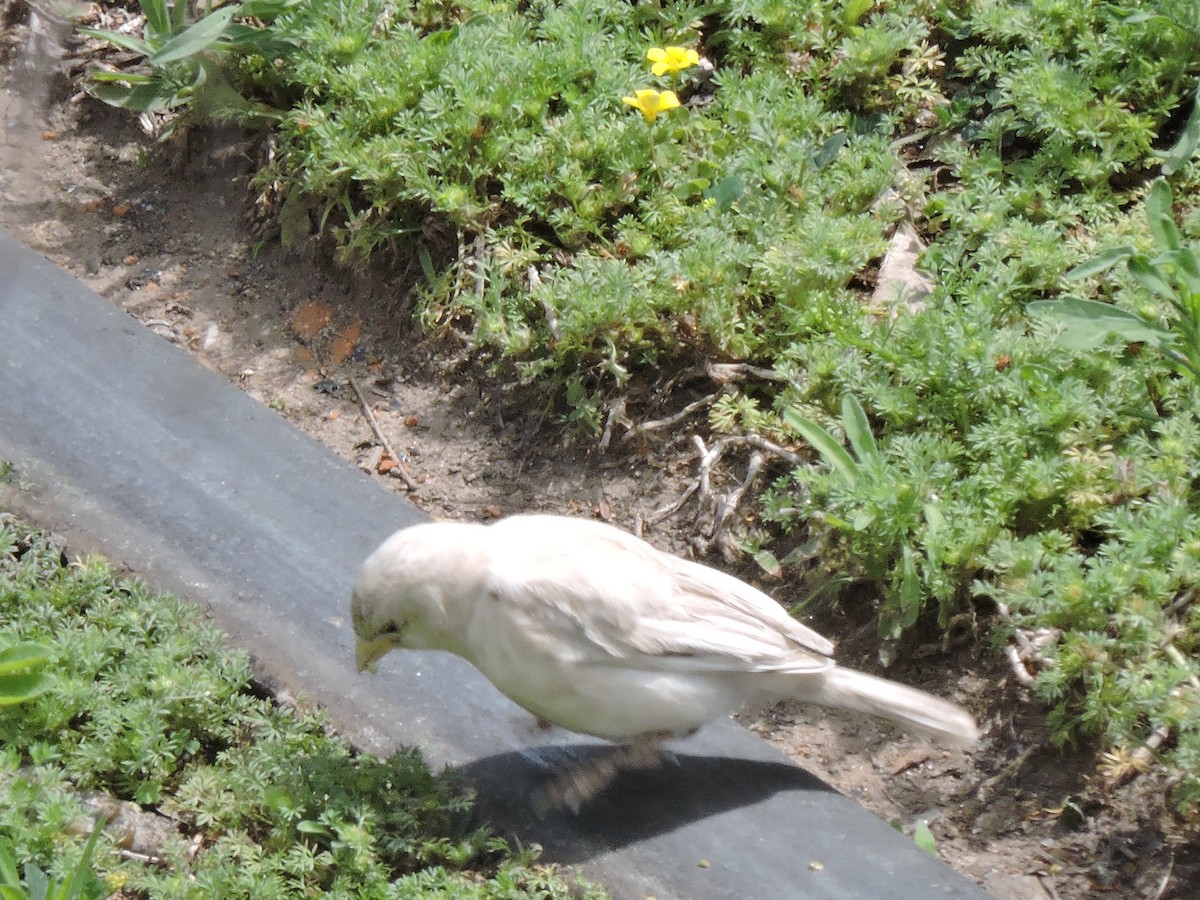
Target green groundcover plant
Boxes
[78,0,1200,811]
[0,514,601,898]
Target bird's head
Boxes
[350,522,485,673]
[351,589,407,674]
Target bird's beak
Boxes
[355,636,393,674]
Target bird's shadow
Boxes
[454,743,834,862]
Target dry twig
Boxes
[706,361,790,383]
[349,376,417,490]
[1037,873,1061,900]
[1132,724,1172,769]
[599,397,630,451]
[704,450,764,556]
[627,391,721,437]
[737,432,804,467]
[652,432,805,536]
[647,481,698,526]
[1151,855,1175,900]
[119,848,167,866]
[974,744,1037,806]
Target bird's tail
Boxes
[782,667,979,749]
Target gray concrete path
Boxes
[0,228,989,899]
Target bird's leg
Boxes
[531,738,669,816]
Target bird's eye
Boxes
[380,621,403,636]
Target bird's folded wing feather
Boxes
[482,520,833,675]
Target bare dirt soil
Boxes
[2,11,1195,898]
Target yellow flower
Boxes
[646,46,700,76]
[622,88,681,123]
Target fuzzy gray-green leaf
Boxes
[1029,298,1169,350]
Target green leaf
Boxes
[278,190,311,248]
[840,393,879,464]
[0,643,49,706]
[77,27,153,57]
[0,671,47,705]
[913,819,938,856]
[0,840,20,887]
[812,132,848,168]
[86,71,158,85]
[783,409,859,486]
[923,503,944,532]
[1161,88,1200,176]
[897,546,923,629]
[752,548,781,578]
[841,0,875,28]
[1175,248,1200,300]
[149,7,237,65]
[1065,246,1135,280]
[417,244,437,283]
[1029,299,1169,350]
[297,820,331,836]
[87,80,179,114]
[139,0,174,40]
[851,508,877,531]
[222,23,296,54]
[704,174,744,210]
[1127,255,1177,302]
[23,863,48,900]
[240,0,299,18]
[0,643,50,677]
[168,0,189,33]
[59,814,107,900]
[1145,180,1181,252]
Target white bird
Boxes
[352,515,979,773]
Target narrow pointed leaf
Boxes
[87,71,157,84]
[1127,255,1177,301]
[149,7,237,65]
[783,410,859,485]
[0,840,20,886]
[1175,247,1200,300]
[1065,247,1134,280]
[87,81,178,113]
[1161,88,1200,176]
[78,27,153,56]
[840,393,879,464]
[1145,180,1181,251]
[140,0,173,38]
[897,545,923,628]
[168,0,189,32]
[60,815,107,900]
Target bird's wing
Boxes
[483,516,833,675]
